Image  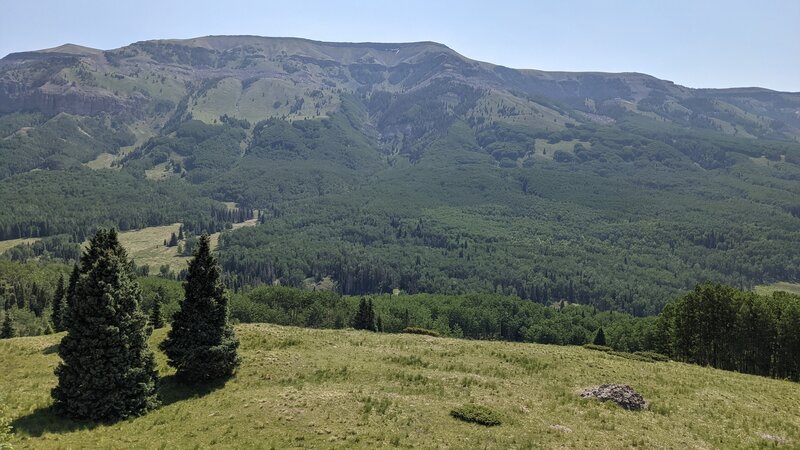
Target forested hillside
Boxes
[1,36,799,314]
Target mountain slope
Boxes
[1,36,799,312]
[1,325,798,448]
[2,36,799,139]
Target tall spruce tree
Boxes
[51,274,66,332]
[160,234,239,383]
[150,287,166,330]
[1,314,14,339]
[52,228,159,421]
[65,264,79,312]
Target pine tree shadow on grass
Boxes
[11,406,102,437]
[42,343,59,354]
[158,374,229,407]
[11,377,229,437]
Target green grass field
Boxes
[112,220,258,272]
[754,282,800,296]
[0,237,39,255]
[83,152,117,170]
[1,324,798,449]
[112,223,189,271]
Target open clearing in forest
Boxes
[754,282,800,296]
[113,219,259,273]
[0,237,40,255]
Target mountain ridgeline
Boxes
[1,36,799,314]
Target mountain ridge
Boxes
[1,35,799,312]
[4,35,796,94]
[2,35,798,139]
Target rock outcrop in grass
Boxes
[580,384,647,410]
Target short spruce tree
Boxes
[1,314,14,339]
[593,327,607,346]
[353,298,377,331]
[150,286,166,330]
[65,264,79,310]
[51,274,66,332]
[160,234,239,383]
[52,228,159,421]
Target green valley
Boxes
[2,34,800,448]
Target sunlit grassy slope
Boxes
[102,219,258,272]
[754,282,800,297]
[0,238,39,255]
[1,325,798,449]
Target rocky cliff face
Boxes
[0,52,145,117]
[1,35,799,140]
[0,83,147,116]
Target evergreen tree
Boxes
[773,294,800,380]
[168,233,178,247]
[178,225,184,240]
[593,327,606,346]
[51,274,66,332]
[52,228,159,421]
[160,234,239,383]
[150,287,166,330]
[353,298,377,331]
[63,264,79,325]
[1,314,14,339]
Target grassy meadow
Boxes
[0,238,39,256]
[1,324,798,449]
[754,282,800,297]
[100,219,258,273]
[111,223,189,271]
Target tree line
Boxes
[655,284,800,380]
[224,283,800,381]
[2,254,798,382]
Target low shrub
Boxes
[583,344,612,352]
[450,404,502,426]
[608,351,669,363]
[609,351,654,362]
[402,327,441,337]
[633,351,670,362]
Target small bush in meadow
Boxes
[450,404,502,426]
[605,350,669,363]
[583,343,612,352]
[402,327,440,337]
[633,351,670,362]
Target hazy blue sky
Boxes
[2,0,798,91]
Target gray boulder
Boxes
[580,384,647,410]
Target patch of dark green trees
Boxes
[51,229,239,422]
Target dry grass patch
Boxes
[754,282,800,296]
[0,238,39,255]
[114,223,189,271]
[2,325,799,448]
